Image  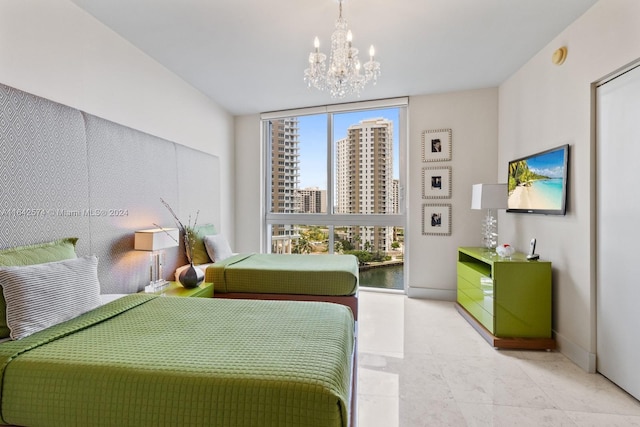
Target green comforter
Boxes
[0,295,354,427]
[206,254,359,296]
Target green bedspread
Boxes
[206,254,359,296]
[0,295,354,427]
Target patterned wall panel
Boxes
[175,144,220,232]
[0,82,220,295]
[83,114,183,294]
[0,83,91,255]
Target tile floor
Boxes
[356,289,640,426]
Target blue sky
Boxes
[525,146,567,179]
[297,108,400,189]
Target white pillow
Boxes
[0,255,102,340]
[204,234,233,262]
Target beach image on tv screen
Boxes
[508,148,565,210]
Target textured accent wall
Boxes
[0,83,220,293]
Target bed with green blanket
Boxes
[204,253,359,319]
[0,295,355,427]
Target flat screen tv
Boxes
[507,144,569,215]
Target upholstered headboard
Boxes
[0,83,220,293]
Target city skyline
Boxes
[297,108,400,190]
[269,114,400,254]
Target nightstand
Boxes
[143,281,214,298]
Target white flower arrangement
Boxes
[496,244,515,258]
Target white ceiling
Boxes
[70,0,598,116]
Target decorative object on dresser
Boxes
[134,228,179,293]
[495,243,515,259]
[456,247,555,350]
[471,183,508,252]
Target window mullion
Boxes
[327,113,334,215]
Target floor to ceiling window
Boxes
[262,98,407,291]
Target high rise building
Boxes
[392,179,399,214]
[270,117,300,253]
[336,118,394,252]
[296,187,326,213]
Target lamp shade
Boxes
[134,228,179,251]
[471,184,508,210]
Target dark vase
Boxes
[179,263,204,289]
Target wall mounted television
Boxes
[507,144,569,215]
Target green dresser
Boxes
[456,247,555,350]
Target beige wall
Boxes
[0,0,235,242]
[234,114,263,253]
[407,88,498,299]
[498,0,640,371]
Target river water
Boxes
[359,264,404,290]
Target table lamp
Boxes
[471,184,508,252]
[134,228,179,292]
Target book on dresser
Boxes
[456,246,555,350]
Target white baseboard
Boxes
[406,286,456,301]
[554,331,597,373]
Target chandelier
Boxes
[304,0,381,98]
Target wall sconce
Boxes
[134,228,179,292]
[471,184,508,252]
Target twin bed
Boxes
[0,295,354,427]
[0,239,358,427]
[206,253,359,319]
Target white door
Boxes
[596,63,640,400]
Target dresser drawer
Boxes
[457,275,494,316]
[457,288,494,333]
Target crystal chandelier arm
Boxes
[303,0,380,98]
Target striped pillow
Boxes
[0,237,79,338]
[0,255,101,340]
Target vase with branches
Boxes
[159,198,204,288]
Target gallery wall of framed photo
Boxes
[422,128,452,236]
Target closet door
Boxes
[596,64,640,400]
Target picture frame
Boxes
[422,128,452,162]
[422,203,452,236]
[422,166,452,199]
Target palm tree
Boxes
[292,235,313,254]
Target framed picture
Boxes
[422,166,452,199]
[422,129,452,162]
[422,203,452,236]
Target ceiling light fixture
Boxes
[304,0,381,98]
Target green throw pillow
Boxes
[0,237,79,338]
[190,224,216,265]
